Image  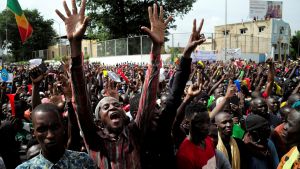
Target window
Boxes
[240,28,248,34]
[223,30,230,36]
[259,26,265,32]
[279,27,284,34]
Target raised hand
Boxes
[55,0,88,42]
[225,81,237,98]
[30,66,46,85]
[141,4,172,55]
[183,19,206,58]
[59,74,72,101]
[187,83,202,98]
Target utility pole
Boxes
[224,0,228,60]
[53,20,61,58]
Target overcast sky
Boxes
[1,0,299,38]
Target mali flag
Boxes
[7,0,33,43]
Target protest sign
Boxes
[108,71,121,83]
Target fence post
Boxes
[104,41,107,56]
[140,36,143,55]
[127,38,129,55]
[140,36,143,62]
[211,33,214,50]
[115,39,117,56]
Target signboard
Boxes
[108,71,121,83]
[1,68,8,82]
[191,50,217,62]
[0,73,13,82]
[249,0,282,19]
[29,58,42,68]
[266,1,282,18]
[222,48,242,59]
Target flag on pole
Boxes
[7,0,33,43]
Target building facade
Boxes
[214,19,291,61]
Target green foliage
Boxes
[170,47,180,63]
[0,9,57,62]
[84,54,90,60]
[290,31,300,59]
[54,55,62,61]
[82,0,196,40]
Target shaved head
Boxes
[214,112,230,124]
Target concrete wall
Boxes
[217,53,266,63]
[89,54,171,65]
[214,20,273,54]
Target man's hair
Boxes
[190,111,209,130]
[32,103,62,123]
[250,97,266,107]
[185,102,207,120]
[15,100,28,119]
[129,94,141,115]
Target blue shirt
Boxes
[248,139,279,169]
[16,149,97,169]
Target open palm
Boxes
[55,0,88,41]
[141,4,172,45]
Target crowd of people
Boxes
[0,0,300,168]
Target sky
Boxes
[0,0,299,39]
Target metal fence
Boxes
[96,35,152,56]
[33,32,273,60]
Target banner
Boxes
[191,50,217,62]
[222,48,241,59]
[266,1,282,18]
[250,0,268,19]
[29,58,42,68]
[0,73,14,82]
[249,0,282,19]
[1,68,9,82]
[108,71,121,83]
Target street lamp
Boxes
[53,19,62,58]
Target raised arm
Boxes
[30,67,45,110]
[208,73,226,96]
[135,4,172,126]
[210,81,236,119]
[172,83,202,147]
[56,0,100,148]
[263,58,275,97]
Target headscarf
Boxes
[217,132,240,169]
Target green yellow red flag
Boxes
[7,0,33,43]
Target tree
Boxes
[0,9,57,62]
[290,31,300,59]
[83,0,196,40]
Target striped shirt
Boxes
[70,53,160,169]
